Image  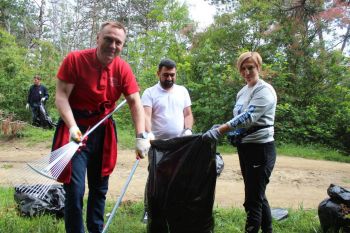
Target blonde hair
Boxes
[236,51,262,72]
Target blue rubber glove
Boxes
[202,127,222,142]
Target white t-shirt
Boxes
[142,83,192,139]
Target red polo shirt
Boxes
[53,48,139,183]
[58,48,139,111]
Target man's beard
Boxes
[160,80,174,89]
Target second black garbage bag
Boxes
[146,135,217,233]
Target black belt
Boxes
[72,109,102,119]
[240,125,273,138]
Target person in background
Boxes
[203,51,277,233]
[26,75,49,125]
[53,21,150,233]
[140,58,194,223]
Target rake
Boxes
[16,99,127,199]
[102,159,140,233]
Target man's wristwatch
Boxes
[136,132,148,139]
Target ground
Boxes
[1,140,349,210]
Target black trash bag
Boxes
[32,102,56,129]
[328,184,350,206]
[147,135,217,233]
[318,184,350,233]
[14,184,65,218]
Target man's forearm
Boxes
[55,79,76,128]
[184,115,194,129]
[126,93,145,134]
[55,97,76,128]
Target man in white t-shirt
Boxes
[141,58,194,224]
[141,58,194,140]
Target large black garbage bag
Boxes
[318,184,350,233]
[147,135,217,233]
[328,184,350,206]
[14,184,65,218]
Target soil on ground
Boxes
[1,140,349,209]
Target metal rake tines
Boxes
[26,141,80,180]
[25,100,128,182]
[21,100,128,199]
[14,165,61,199]
[15,141,80,199]
[15,183,54,199]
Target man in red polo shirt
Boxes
[53,21,150,233]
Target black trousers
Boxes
[237,141,276,233]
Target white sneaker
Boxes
[141,211,148,224]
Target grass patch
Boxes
[0,187,322,233]
[0,187,65,233]
[16,125,55,146]
[117,126,136,150]
[276,142,350,163]
[1,164,13,169]
[216,141,349,163]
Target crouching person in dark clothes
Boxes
[203,51,277,233]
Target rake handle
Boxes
[83,99,127,139]
[42,99,127,174]
[102,159,140,233]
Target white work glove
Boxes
[69,125,83,143]
[202,126,222,142]
[41,97,46,102]
[25,103,29,110]
[147,132,155,140]
[181,128,192,136]
[135,138,150,159]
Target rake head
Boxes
[26,141,80,180]
[21,100,128,199]
[17,141,80,198]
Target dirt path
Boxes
[1,140,349,209]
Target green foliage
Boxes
[188,64,241,132]
[127,0,193,88]
[273,51,350,153]
[0,29,27,118]
[1,0,350,155]
[272,208,321,233]
[0,29,60,123]
[103,201,147,232]
[0,0,38,47]
[4,122,136,151]
[17,125,55,146]
[188,1,350,154]
[0,186,322,233]
[276,142,350,163]
[217,141,349,163]
[214,207,321,233]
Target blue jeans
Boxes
[237,141,276,233]
[64,126,109,233]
